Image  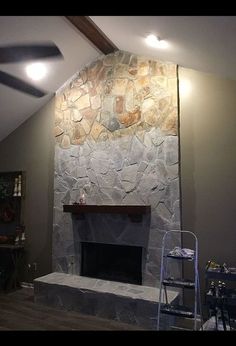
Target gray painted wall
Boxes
[0,97,55,281]
[179,67,236,296]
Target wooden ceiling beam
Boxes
[65,16,118,55]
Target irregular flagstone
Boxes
[53,50,180,291]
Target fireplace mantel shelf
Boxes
[63,204,151,222]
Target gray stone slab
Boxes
[34,272,179,330]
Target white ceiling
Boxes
[1,16,236,142]
[91,16,236,81]
[0,16,100,142]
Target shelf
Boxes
[160,304,194,318]
[205,269,236,281]
[166,254,194,261]
[163,278,195,289]
[63,204,151,222]
[0,244,24,250]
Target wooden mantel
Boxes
[63,204,151,222]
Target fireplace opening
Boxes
[81,242,142,285]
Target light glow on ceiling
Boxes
[145,34,169,49]
[26,62,47,81]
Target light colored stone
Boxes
[90,157,110,175]
[68,88,82,103]
[168,78,178,105]
[63,109,71,121]
[80,108,97,122]
[166,164,178,180]
[128,56,137,75]
[75,94,90,110]
[138,161,148,173]
[156,202,172,222]
[87,169,98,184]
[90,121,105,140]
[142,98,155,113]
[61,101,68,111]
[72,123,86,140]
[111,79,128,95]
[122,191,143,205]
[71,108,82,122]
[134,76,149,92]
[165,64,176,78]
[118,108,141,127]
[55,93,64,110]
[103,54,116,66]
[151,76,167,89]
[159,96,171,112]
[128,136,144,165]
[121,164,138,183]
[125,81,136,112]
[161,111,178,135]
[61,135,71,149]
[55,110,63,125]
[143,131,152,147]
[144,107,159,127]
[138,172,158,193]
[87,60,103,81]
[80,118,91,135]
[91,94,101,110]
[137,60,149,76]
[104,79,113,95]
[114,64,129,78]
[164,136,178,165]
[54,126,64,137]
[102,96,114,113]
[110,149,124,171]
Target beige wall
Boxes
[0,97,55,281]
[179,67,236,294]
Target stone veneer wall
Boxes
[53,50,180,287]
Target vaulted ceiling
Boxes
[1,16,236,142]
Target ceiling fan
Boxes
[0,42,63,97]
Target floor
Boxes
[0,287,144,330]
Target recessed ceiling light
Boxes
[145,34,169,49]
[26,62,47,81]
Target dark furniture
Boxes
[0,244,25,291]
[205,269,236,330]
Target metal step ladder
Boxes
[157,230,203,330]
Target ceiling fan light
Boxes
[26,62,47,81]
[145,34,169,49]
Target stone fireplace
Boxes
[34,50,181,329]
[62,204,153,285]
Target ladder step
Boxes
[160,304,195,318]
[163,278,195,289]
[166,254,194,261]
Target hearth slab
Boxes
[34,272,179,330]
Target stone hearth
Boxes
[34,272,179,330]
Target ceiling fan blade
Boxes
[0,70,46,97]
[0,42,63,63]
